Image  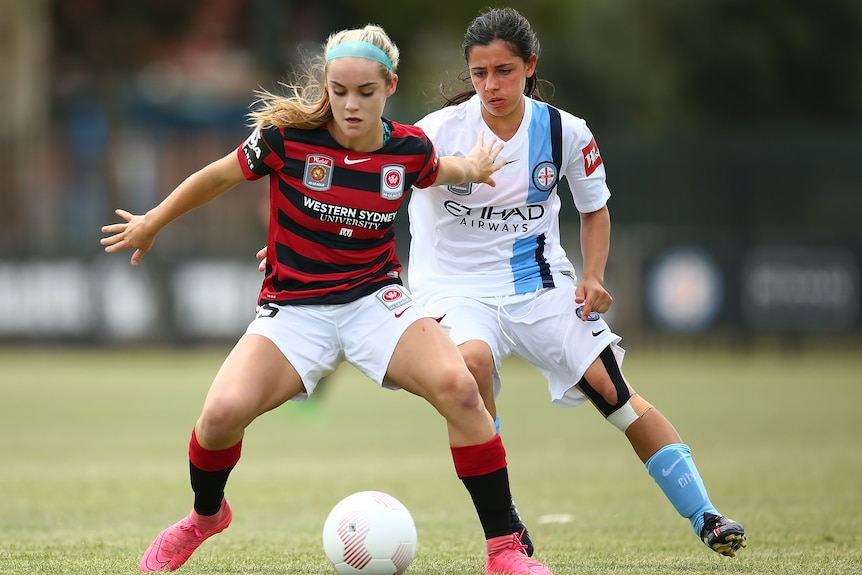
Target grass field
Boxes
[1,344,861,574]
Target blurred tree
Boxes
[0,0,50,255]
[666,0,862,128]
[558,0,862,133]
[294,0,861,131]
[50,0,204,252]
[52,1,200,75]
[34,0,862,254]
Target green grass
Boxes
[1,345,861,574]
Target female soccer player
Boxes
[407,7,747,558]
[102,24,551,575]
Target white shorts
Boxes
[244,284,431,400]
[419,285,624,407]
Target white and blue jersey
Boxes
[408,94,611,298]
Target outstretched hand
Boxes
[465,131,506,187]
[100,209,156,266]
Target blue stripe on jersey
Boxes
[527,100,553,203]
[511,234,554,294]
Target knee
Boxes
[197,395,245,445]
[581,377,653,432]
[580,346,653,432]
[461,347,494,393]
[428,364,484,415]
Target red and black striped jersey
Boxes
[237,118,440,305]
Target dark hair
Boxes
[441,7,551,107]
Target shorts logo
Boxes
[576,307,600,321]
[256,302,280,319]
[303,154,334,191]
[394,306,411,318]
[381,165,405,200]
[376,285,412,311]
[532,161,557,192]
[447,182,472,196]
[582,137,603,177]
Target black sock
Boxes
[189,461,234,516]
[460,467,513,539]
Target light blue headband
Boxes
[325,40,393,70]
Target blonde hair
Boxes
[247,25,400,130]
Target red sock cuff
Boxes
[451,434,507,477]
[189,428,242,472]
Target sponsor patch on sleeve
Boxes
[582,137,603,177]
[242,130,271,175]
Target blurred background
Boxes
[1,0,860,347]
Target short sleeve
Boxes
[563,120,611,213]
[410,135,440,189]
[237,128,276,180]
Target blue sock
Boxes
[645,443,718,534]
[494,414,501,435]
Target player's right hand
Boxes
[575,278,613,320]
[256,246,268,272]
[100,209,156,266]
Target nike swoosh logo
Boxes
[592,329,606,337]
[394,306,412,318]
[344,156,371,165]
[661,455,686,477]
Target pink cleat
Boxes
[139,499,232,572]
[485,532,553,575]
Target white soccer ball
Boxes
[322,490,417,575]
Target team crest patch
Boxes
[532,161,558,192]
[375,285,412,310]
[447,182,473,196]
[381,164,405,200]
[576,307,601,321]
[303,154,334,191]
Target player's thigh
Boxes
[579,344,635,401]
[386,317,477,405]
[246,302,344,399]
[426,296,507,354]
[203,333,306,427]
[425,296,508,388]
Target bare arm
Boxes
[576,205,613,318]
[435,131,504,187]
[101,151,247,265]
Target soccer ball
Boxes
[322,491,417,575]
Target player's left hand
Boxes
[575,277,613,320]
